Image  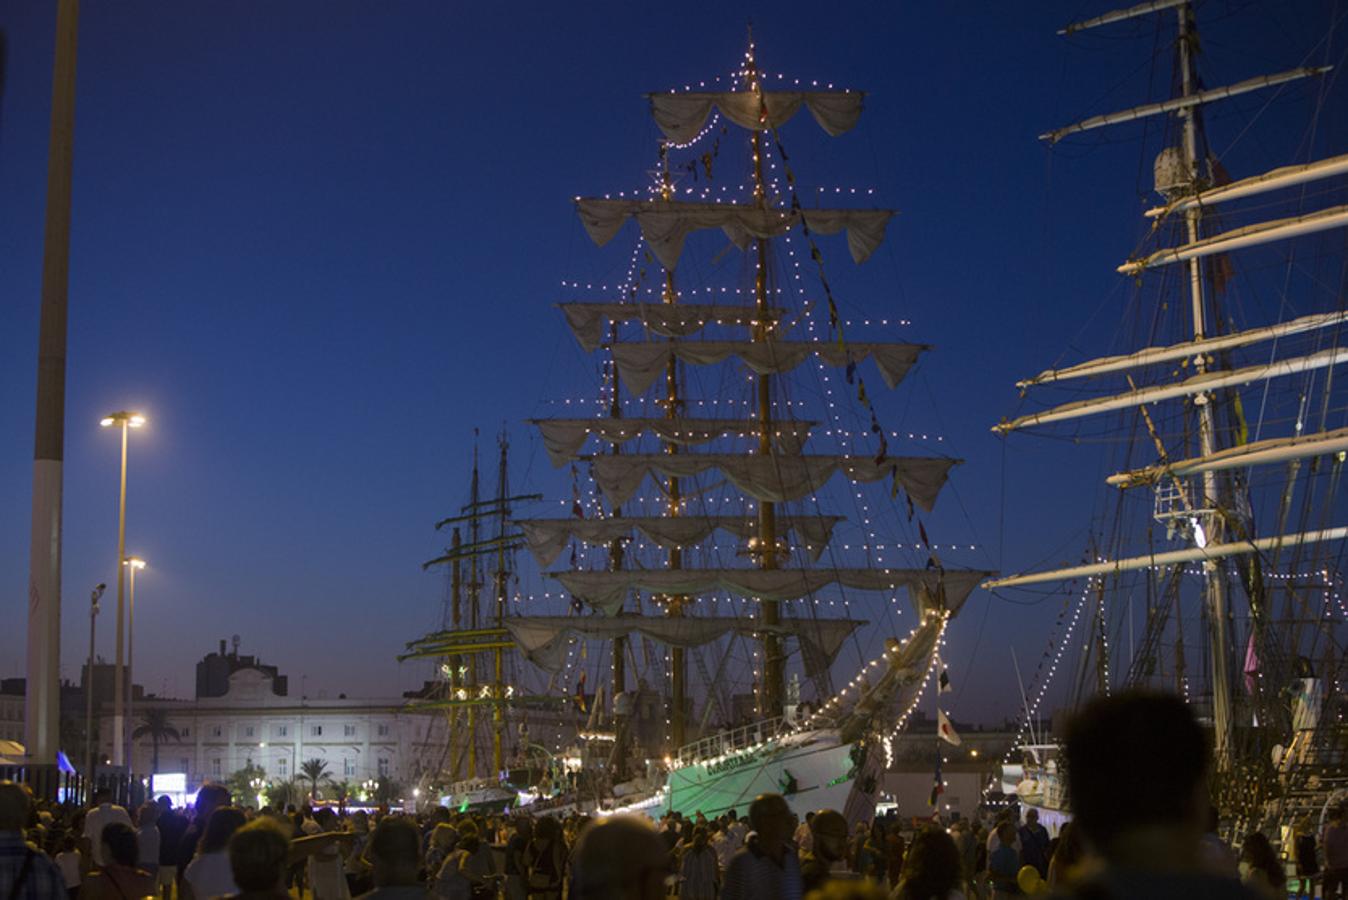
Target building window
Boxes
[244,726,254,738]
[212,758,221,776]
[277,725,288,737]
[311,725,323,737]
[181,727,190,737]
[377,757,389,777]
[210,725,222,738]
[278,757,288,776]
[343,724,355,737]
[343,759,354,776]
[377,724,389,737]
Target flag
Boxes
[937,708,962,746]
[938,668,952,694]
[573,671,588,713]
[928,747,944,806]
[1243,633,1260,694]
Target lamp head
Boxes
[124,557,147,570]
[100,410,147,428]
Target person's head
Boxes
[1240,830,1281,884]
[157,795,173,812]
[810,809,850,864]
[895,827,961,900]
[314,808,337,832]
[996,822,1017,846]
[100,822,139,868]
[429,806,450,826]
[747,793,796,849]
[200,807,248,854]
[196,784,232,821]
[229,817,290,892]
[513,816,533,842]
[1025,809,1038,825]
[534,816,561,843]
[572,815,669,900]
[0,781,32,832]
[1065,690,1208,857]
[61,835,77,853]
[727,809,738,822]
[351,810,369,833]
[457,821,480,854]
[367,817,421,887]
[138,801,160,826]
[691,826,709,852]
[431,822,459,851]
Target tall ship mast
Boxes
[991,0,1347,835]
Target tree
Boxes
[131,708,181,775]
[330,780,354,813]
[265,779,300,809]
[299,758,331,802]
[225,763,269,807]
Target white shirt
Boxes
[137,823,161,868]
[56,850,82,887]
[184,850,238,899]
[83,803,133,866]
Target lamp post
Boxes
[124,557,146,769]
[100,410,144,767]
[85,583,105,794]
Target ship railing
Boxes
[674,717,788,768]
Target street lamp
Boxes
[101,410,144,768]
[85,583,105,791]
[124,557,146,768]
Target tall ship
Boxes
[403,36,992,821]
[990,0,1347,838]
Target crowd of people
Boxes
[2,691,1346,900]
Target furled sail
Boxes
[515,514,843,567]
[1119,205,1348,274]
[530,417,817,467]
[551,567,989,616]
[585,452,958,511]
[1145,153,1348,219]
[1018,310,1348,387]
[560,302,785,353]
[995,347,1348,433]
[576,198,893,270]
[505,614,864,676]
[647,90,864,143]
[1106,426,1348,488]
[611,340,926,396]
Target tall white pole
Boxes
[25,0,80,783]
[112,423,129,767]
[125,561,138,771]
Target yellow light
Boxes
[125,558,146,570]
[99,417,115,427]
[129,415,146,427]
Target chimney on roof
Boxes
[219,639,227,656]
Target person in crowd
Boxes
[1017,810,1049,879]
[81,790,132,870]
[306,808,349,900]
[883,824,906,890]
[800,810,852,893]
[1045,820,1087,889]
[1325,806,1348,900]
[80,821,156,900]
[523,816,565,900]
[0,782,68,900]
[135,802,161,879]
[54,836,81,900]
[892,826,964,900]
[344,811,373,897]
[569,814,670,900]
[226,817,292,900]
[182,806,248,900]
[678,825,719,900]
[1238,831,1283,899]
[948,821,976,895]
[796,812,817,855]
[722,793,804,900]
[501,817,531,900]
[433,820,495,900]
[1292,816,1318,900]
[178,783,232,895]
[358,817,425,900]
[986,823,1020,899]
[423,825,457,886]
[1058,690,1263,899]
[1200,807,1241,878]
[155,796,187,900]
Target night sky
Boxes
[1,1,1343,724]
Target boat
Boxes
[989,0,1348,837]
[501,33,990,822]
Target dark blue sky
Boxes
[1,1,1343,723]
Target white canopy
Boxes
[647,90,864,143]
[586,452,958,511]
[530,417,816,467]
[559,302,784,353]
[576,198,893,270]
[550,567,988,616]
[515,514,843,567]
[611,340,925,396]
[505,614,863,676]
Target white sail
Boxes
[514,514,843,567]
[586,452,958,511]
[1059,0,1186,34]
[1041,66,1330,143]
[612,340,926,395]
[995,347,1348,434]
[1119,204,1348,274]
[983,527,1348,590]
[552,567,989,616]
[576,198,893,270]
[1106,426,1348,488]
[506,614,863,676]
[1018,311,1348,388]
[559,302,784,353]
[648,90,864,143]
[1145,153,1348,219]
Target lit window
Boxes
[377,757,389,777]
[311,725,323,737]
[244,726,254,738]
[277,725,288,737]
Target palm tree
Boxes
[299,758,331,802]
[131,708,180,775]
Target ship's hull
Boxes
[665,729,873,822]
